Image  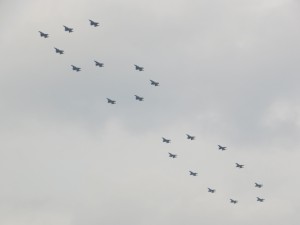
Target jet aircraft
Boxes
[189,171,197,176]
[162,137,171,143]
[218,145,226,151]
[106,98,116,104]
[134,65,144,71]
[54,47,64,54]
[236,163,244,168]
[134,95,144,101]
[186,134,195,140]
[71,65,81,72]
[150,80,159,86]
[39,31,49,38]
[208,188,216,193]
[257,197,265,202]
[230,199,238,204]
[94,60,104,67]
[255,183,263,188]
[168,153,177,158]
[89,19,99,27]
[63,25,73,33]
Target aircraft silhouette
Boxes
[106,98,116,104]
[168,153,177,158]
[236,163,244,168]
[94,60,104,67]
[63,25,73,33]
[218,145,226,151]
[71,65,81,72]
[186,134,195,140]
[208,188,216,193]
[162,137,171,143]
[39,31,49,38]
[230,199,238,204]
[89,19,99,27]
[54,47,64,54]
[134,95,144,101]
[255,183,263,188]
[134,65,144,71]
[189,171,197,176]
[257,197,265,202]
[150,80,159,86]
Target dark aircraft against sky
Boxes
[168,153,177,158]
[107,98,116,104]
[134,64,144,71]
[94,60,104,67]
[236,163,244,169]
[134,95,144,101]
[162,137,171,143]
[186,134,195,140]
[39,31,49,38]
[208,188,216,193]
[71,65,81,72]
[89,19,99,27]
[218,145,226,151]
[150,80,159,86]
[189,171,198,176]
[230,199,238,204]
[54,47,64,54]
[63,25,73,33]
[257,197,265,202]
[255,183,263,188]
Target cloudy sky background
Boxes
[0,0,300,224]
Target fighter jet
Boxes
[63,25,73,33]
[189,171,197,176]
[255,183,263,188]
[186,134,195,140]
[236,163,244,168]
[230,199,238,204]
[134,65,144,71]
[89,19,99,27]
[208,188,216,193]
[134,95,144,101]
[257,197,265,202]
[106,98,116,104]
[168,153,177,158]
[39,31,49,38]
[94,60,104,67]
[150,80,159,86]
[162,137,171,143]
[218,145,226,151]
[71,65,81,72]
[54,47,64,54]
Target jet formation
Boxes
[39,19,266,206]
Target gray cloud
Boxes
[0,0,300,224]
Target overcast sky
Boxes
[0,0,300,224]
